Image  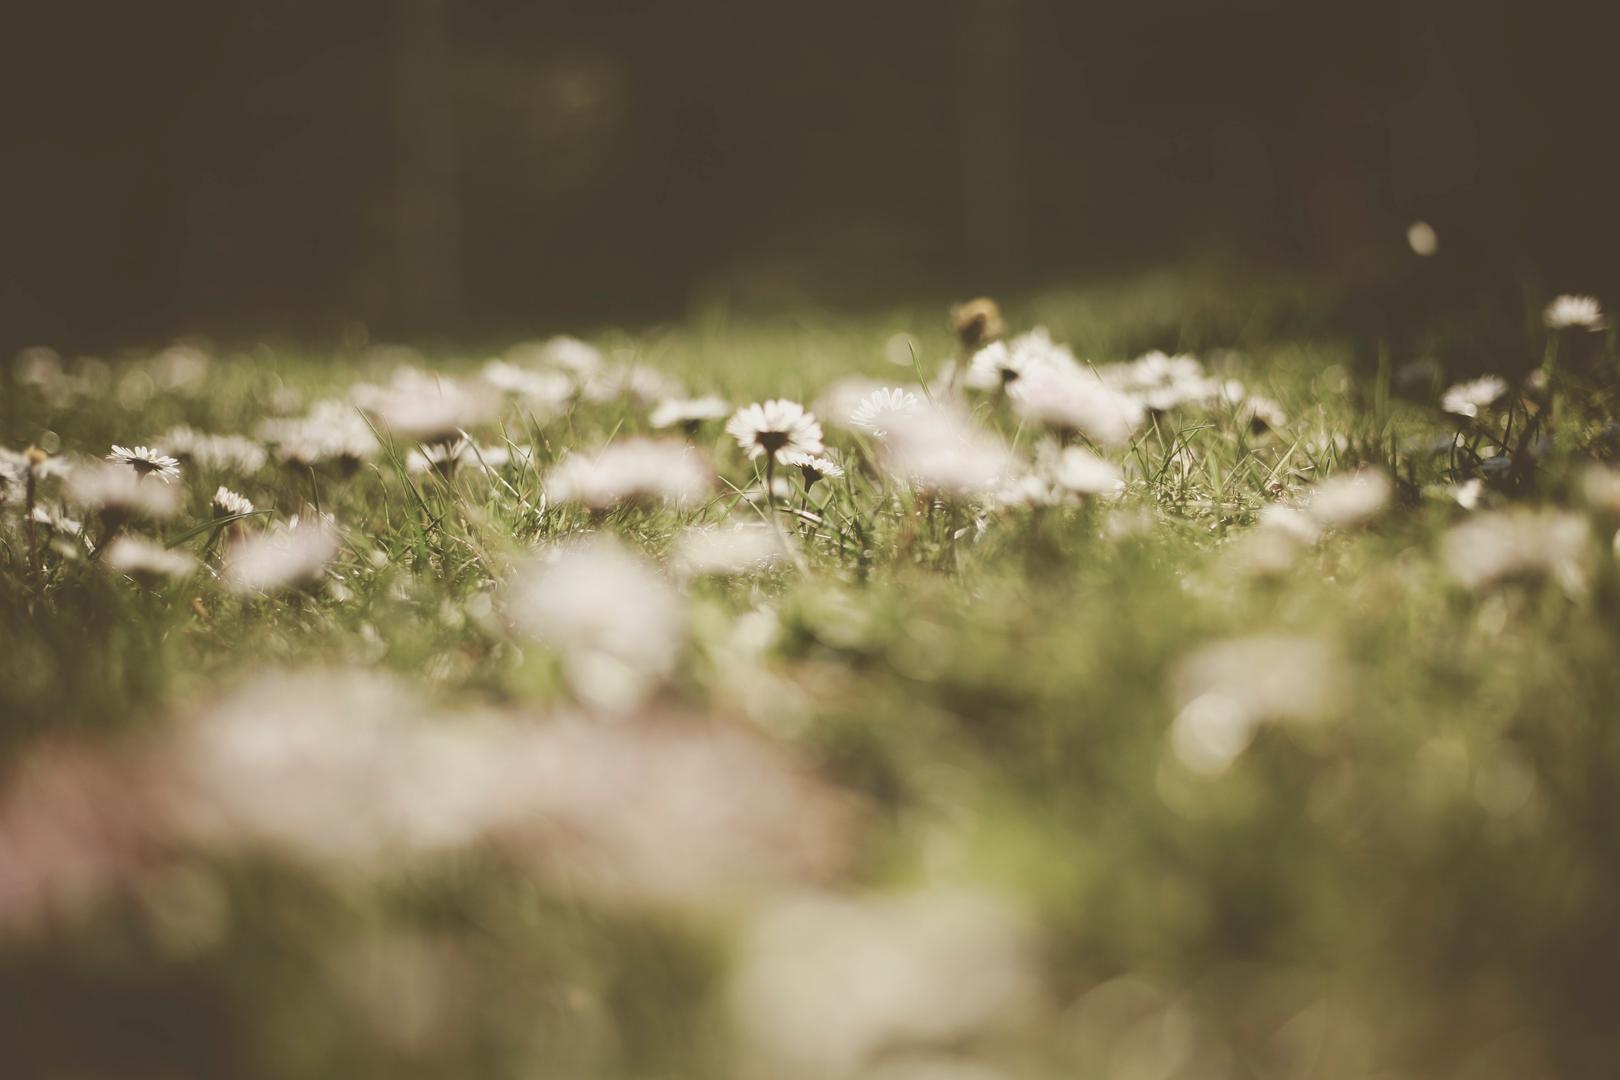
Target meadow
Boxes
[3,272,1620,1079]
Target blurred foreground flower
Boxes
[673,522,792,577]
[223,514,340,593]
[1442,508,1588,594]
[881,406,1015,499]
[64,460,182,519]
[1542,294,1605,331]
[506,536,683,709]
[156,669,851,903]
[1167,635,1346,774]
[1304,469,1391,528]
[102,535,197,582]
[546,437,711,510]
[732,890,1034,1077]
[1009,367,1145,449]
[1440,375,1508,420]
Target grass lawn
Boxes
[4,271,1620,1079]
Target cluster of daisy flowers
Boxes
[4,292,1616,607]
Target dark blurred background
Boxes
[3,0,1617,352]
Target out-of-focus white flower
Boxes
[257,400,380,468]
[880,406,1016,499]
[546,438,711,509]
[359,370,501,444]
[1237,394,1288,433]
[1304,469,1391,528]
[1407,220,1439,257]
[581,362,684,406]
[506,537,684,709]
[964,327,1078,391]
[211,486,254,518]
[1450,477,1486,511]
[993,471,1066,510]
[158,426,269,473]
[480,360,575,415]
[1097,350,1212,412]
[848,387,923,436]
[1047,446,1124,497]
[780,450,844,486]
[1442,508,1588,594]
[161,670,512,868]
[30,504,83,537]
[106,444,181,483]
[1580,465,1620,515]
[1167,635,1346,773]
[650,395,731,430]
[726,400,826,462]
[1441,375,1508,420]
[815,377,893,428]
[1222,506,1323,579]
[500,717,850,906]
[65,461,182,518]
[530,335,603,377]
[102,536,197,581]
[1008,367,1145,449]
[732,890,1034,1077]
[223,515,341,594]
[673,522,791,577]
[405,438,515,477]
[1543,294,1606,331]
[1258,505,1323,546]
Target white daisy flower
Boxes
[212,486,254,518]
[1442,508,1588,594]
[1258,505,1323,546]
[30,503,84,537]
[546,438,712,509]
[1543,294,1606,331]
[223,515,341,594]
[964,326,1078,391]
[480,359,576,414]
[847,387,923,436]
[1047,446,1125,497]
[726,400,825,462]
[257,400,380,469]
[1237,394,1289,433]
[880,406,1015,498]
[993,471,1067,510]
[506,537,684,710]
[1450,477,1486,511]
[533,335,604,377]
[581,362,684,406]
[650,395,731,430]
[102,535,197,581]
[1304,469,1392,528]
[1008,367,1145,449]
[1580,465,1620,515]
[672,522,792,577]
[1441,375,1508,419]
[356,368,500,444]
[779,450,844,486]
[106,444,181,483]
[1098,350,1210,412]
[65,461,182,518]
